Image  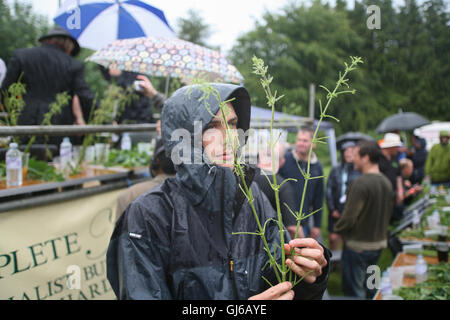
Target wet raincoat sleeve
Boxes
[107,199,173,300]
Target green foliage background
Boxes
[229,0,450,136]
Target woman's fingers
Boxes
[276,290,295,300]
[289,238,324,252]
[248,281,294,300]
[286,258,317,283]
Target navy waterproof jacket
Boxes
[106,83,330,300]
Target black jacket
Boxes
[326,163,361,214]
[1,44,94,126]
[279,151,324,229]
[1,44,94,146]
[106,83,330,300]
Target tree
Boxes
[176,9,212,47]
[230,0,450,134]
[0,0,50,64]
[229,0,369,134]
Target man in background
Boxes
[1,27,93,146]
[378,133,404,221]
[326,141,361,251]
[335,140,394,299]
[279,127,324,240]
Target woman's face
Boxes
[202,103,238,169]
[343,146,355,163]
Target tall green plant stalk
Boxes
[74,84,137,172]
[23,91,71,155]
[193,55,362,288]
[0,76,26,145]
[254,56,363,286]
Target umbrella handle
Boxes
[164,75,170,98]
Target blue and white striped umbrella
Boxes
[54,0,176,51]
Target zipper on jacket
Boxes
[228,252,239,298]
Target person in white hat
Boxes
[378,133,404,221]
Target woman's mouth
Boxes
[222,153,233,161]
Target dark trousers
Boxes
[341,246,381,299]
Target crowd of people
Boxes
[1,27,449,300]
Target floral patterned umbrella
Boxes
[86,36,244,84]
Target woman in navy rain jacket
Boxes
[106,83,330,300]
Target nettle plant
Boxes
[195,55,363,287]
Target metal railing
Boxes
[0,121,313,136]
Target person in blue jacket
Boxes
[106,83,331,300]
[279,127,324,240]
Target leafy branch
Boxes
[74,84,138,173]
[192,55,363,289]
[23,91,71,155]
[0,75,26,144]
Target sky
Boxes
[10,0,325,54]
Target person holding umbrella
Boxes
[1,27,94,146]
[98,66,165,124]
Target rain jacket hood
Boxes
[161,83,251,208]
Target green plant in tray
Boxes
[104,147,151,168]
[394,263,450,300]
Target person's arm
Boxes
[106,200,172,299]
[71,95,85,125]
[396,175,404,205]
[334,182,365,237]
[136,75,165,112]
[71,62,95,122]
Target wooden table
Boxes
[0,165,148,213]
[374,252,440,300]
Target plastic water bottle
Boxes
[380,271,392,298]
[415,254,428,284]
[412,209,421,230]
[6,142,22,187]
[121,133,131,151]
[60,137,72,175]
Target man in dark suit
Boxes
[1,27,94,146]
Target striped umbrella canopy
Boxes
[86,36,245,84]
[54,0,175,51]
